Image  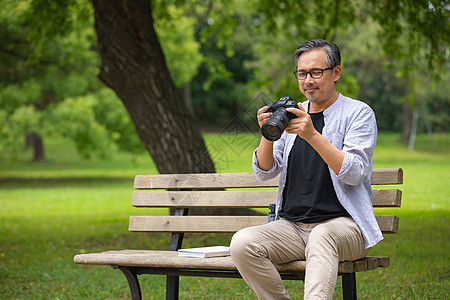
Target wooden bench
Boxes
[74,168,403,299]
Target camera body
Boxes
[261,96,298,141]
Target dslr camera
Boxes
[261,96,298,141]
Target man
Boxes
[230,39,382,299]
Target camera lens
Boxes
[262,123,282,141]
[261,108,291,141]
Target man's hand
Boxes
[286,104,344,175]
[285,104,319,142]
[257,106,272,128]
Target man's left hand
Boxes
[285,104,318,141]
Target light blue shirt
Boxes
[252,94,382,248]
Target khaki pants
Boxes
[230,217,370,300]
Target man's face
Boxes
[296,48,341,103]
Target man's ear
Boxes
[333,65,341,83]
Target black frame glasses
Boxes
[293,67,334,80]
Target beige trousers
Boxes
[230,217,370,300]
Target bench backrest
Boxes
[129,168,403,244]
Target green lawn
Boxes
[0,132,449,299]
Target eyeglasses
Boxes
[293,67,334,80]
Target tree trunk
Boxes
[26,133,45,162]
[183,83,193,114]
[401,86,413,144]
[91,0,214,174]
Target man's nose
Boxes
[304,73,315,84]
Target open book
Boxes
[178,246,230,258]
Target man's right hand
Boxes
[257,106,272,128]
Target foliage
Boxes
[366,0,449,77]
[338,24,404,131]
[191,21,255,125]
[153,0,238,88]
[153,4,203,88]
[410,64,450,133]
[47,94,112,159]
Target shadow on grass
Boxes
[0,176,134,189]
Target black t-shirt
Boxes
[279,111,349,223]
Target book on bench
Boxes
[178,246,230,258]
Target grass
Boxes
[0,132,449,299]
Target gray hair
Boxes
[294,39,341,70]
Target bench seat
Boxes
[74,250,389,274]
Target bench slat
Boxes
[73,250,390,274]
[134,173,279,189]
[376,215,399,234]
[129,215,399,234]
[132,189,401,208]
[370,168,403,185]
[132,190,275,208]
[129,215,267,233]
[372,189,402,207]
[134,168,403,189]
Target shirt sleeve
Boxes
[337,106,378,186]
[252,132,287,181]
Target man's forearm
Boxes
[307,133,345,175]
[255,138,274,171]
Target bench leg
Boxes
[342,272,357,300]
[114,266,142,300]
[166,275,179,300]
